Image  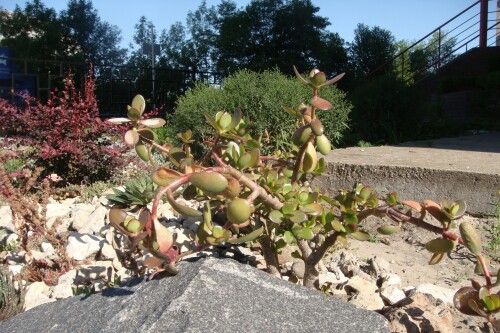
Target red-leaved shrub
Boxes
[0,69,128,183]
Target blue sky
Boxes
[2,0,481,48]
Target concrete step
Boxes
[317,132,500,215]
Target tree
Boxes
[59,0,126,65]
[392,32,458,83]
[348,23,396,80]
[317,31,349,79]
[127,16,157,68]
[0,0,66,60]
[159,0,237,72]
[216,0,332,75]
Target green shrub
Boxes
[170,69,351,153]
[347,74,453,145]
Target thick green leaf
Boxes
[269,210,284,224]
[377,225,400,235]
[293,227,314,240]
[124,129,140,146]
[289,210,308,223]
[131,94,146,114]
[299,203,322,216]
[190,171,228,194]
[350,231,371,241]
[227,227,264,244]
[425,238,456,254]
[167,193,202,217]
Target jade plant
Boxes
[106,68,498,327]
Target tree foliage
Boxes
[348,23,396,80]
[0,0,126,65]
[59,0,126,65]
[0,0,66,60]
[216,0,333,75]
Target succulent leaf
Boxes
[425,238,455,254]
[139,118,166,128]
[227,198,252,225]
[293,227,314,240]
[302,142,317,173]
[350,231,371,241]
[428,252,445,265]
[109,207,127,225]
[459,222,482,256]
[127,107,141,121]
[189,171,229,194]
[316,134,331,155]
[311,96,332,110]
[131,94,146,114]
[135,141,149,162]
[269,210,284,224]
[377,225,400,235]
[152,167,182,187]
[107,117,131,124]
[292,125,312,146]
[454,287,482,316]
[227,227,264,244]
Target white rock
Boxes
[291,261,305,279]
[415,283,456,305]
[100,242,118,260]
[30,250,48,261]
[66,232,105,261]
[98,195,111,206]
[115,267,133,280]
[345,276,385,311]
[380,286,407,305]
[52,269,77,299]
[167,226,195,252]
[112,257,123,271]
[46,203,71,229]
[157,202,176,220]
[60,198,77,206]
[0,206,15,231]
[75,261,113,284]
[74,205,107,235]
[5,233,19,246]
[24,281,56,310]
[93,281,106,292]
[319,270,348,287]
[41,241,55,255]
[381,273,402,288]
[369,256,392,278]
[71,204,96,231]
[9,264,24,275]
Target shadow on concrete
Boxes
[396,131,500,154]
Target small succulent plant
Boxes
[106,67,497,328]
[106,176,158,208]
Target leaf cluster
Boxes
[107,67,498,329]
[171,68,351,154]
[0,69,129,184]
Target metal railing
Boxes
[367,0,500,83]
[0,57,224,117]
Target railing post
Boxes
[479,0,488,48]
[438,28,442,69]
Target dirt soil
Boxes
[346,214,498,332]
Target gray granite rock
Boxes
[0,257,389,333]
